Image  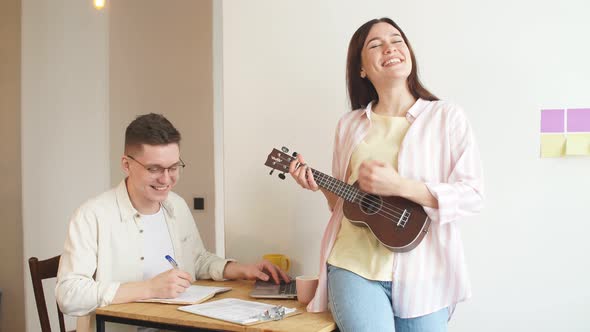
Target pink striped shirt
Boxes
[307,98,484,318]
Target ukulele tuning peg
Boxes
[292,152,298,157]
[281,147,289,153]
[278,173,286,180]
[269,169,274,175]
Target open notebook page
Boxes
[138,285,231,305]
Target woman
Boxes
[289,18,484,331]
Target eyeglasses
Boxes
[126,155,186,177]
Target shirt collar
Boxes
[115,179,176,222]
[363,98,428,123]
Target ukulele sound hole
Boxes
[359,194,382,215]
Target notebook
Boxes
[138,285,231,305]
[178,298,299,325]
[249,279,297,299]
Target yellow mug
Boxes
[263,254,291,272]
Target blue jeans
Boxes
[327,265,448,332]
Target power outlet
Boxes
[193,197,205,210]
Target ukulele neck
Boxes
[308,168,360,203]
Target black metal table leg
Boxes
[96,314,211,331]
[96,314,106,332]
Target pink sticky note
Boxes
[541,109,564,133]
[567,108,590,132]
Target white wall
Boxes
[221,0,590,331]
[213,0,226,257]
[21,1,109,331]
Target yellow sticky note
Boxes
[566,133,590,155]
[540,134,565,158]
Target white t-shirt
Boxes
[138,206,175,332]
[139,207,175,280]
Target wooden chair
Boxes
[28,255,69,332]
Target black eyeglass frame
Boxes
[126,155,186,175]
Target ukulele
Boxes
[265,147,430,253]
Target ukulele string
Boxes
[312,171,408,221]
[278,154,406,217]
[274,154,410,222]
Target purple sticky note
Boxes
[567,108,590,132]
[541,109,565,133]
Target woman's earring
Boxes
[360,70,366,78]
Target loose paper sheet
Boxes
[178,298,298,325]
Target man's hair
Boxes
[124,113,181,155]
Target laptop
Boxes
[249,279,297,299]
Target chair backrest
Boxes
[28,255,67,332]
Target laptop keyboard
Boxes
[279,282,297,295]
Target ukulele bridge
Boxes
[397,210,410,227]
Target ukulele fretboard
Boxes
[280,153,360,203]
[309,168,360,203]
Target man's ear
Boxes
[121,156,130,175]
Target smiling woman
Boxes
[287,17,484,332]
[346,18,438,111]
[361,24,412,84]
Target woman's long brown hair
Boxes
[346,17,438,110]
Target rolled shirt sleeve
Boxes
[194,251,235,281]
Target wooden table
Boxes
[96,279,336,332]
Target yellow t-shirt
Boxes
[327,112,410,281]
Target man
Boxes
[56,113,289,332]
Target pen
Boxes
[165,255,179,269]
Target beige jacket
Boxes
[56,180,231,332]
